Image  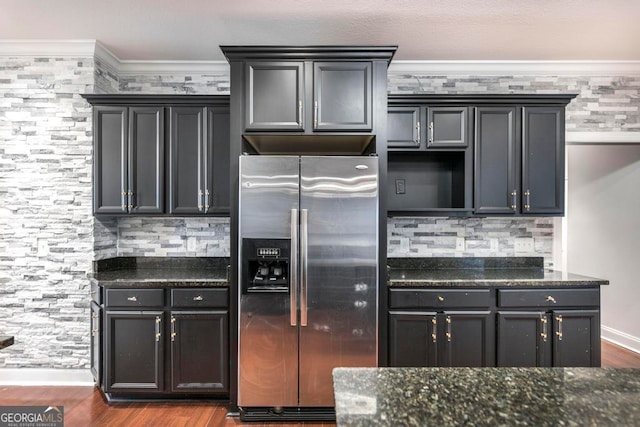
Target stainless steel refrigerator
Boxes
[237,155,379,419]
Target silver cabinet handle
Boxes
[155,316,161,342]
[121,191,127,212]
[313,101,318,129]
[431,317,437,343]
[290,209,298,327]
[127,296,137,302]
[511,190,518,210]
[300,209,309,327]
[546,295,556,304]
[429,121,434,143]
[555,315,563,341]
[446,315,452,342]
[193,295,203,301]
[541,315,548,342]
[416,121,421,144]
[205,189,210,212]
[298,100,303,128]
[525,190,531,211]
[128,190,134,211]
[171,316,176,342]
[198,189,204,212]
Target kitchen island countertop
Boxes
[333,367,640,426]
[89,257,229,288]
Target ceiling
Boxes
[2,0,640,62]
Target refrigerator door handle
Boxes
[290,209,298,327]
[300,209,308,327]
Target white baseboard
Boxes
[602,325,640,354]
[0,369,94,386]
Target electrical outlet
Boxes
[490,239,499,252]
[515,237,535,253]
[455,237,465,251]
[395,179,406,194]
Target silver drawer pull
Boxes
[127,296,137,302]
[437,296,445,302]
[193,295,203,301]
[546,296,556,304]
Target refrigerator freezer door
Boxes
[298,156,379,406]
[238,155,300,407]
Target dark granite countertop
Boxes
[0,336,14,350]
[89,257,229,288]
[388,257,608,287]
[333,367,640,426]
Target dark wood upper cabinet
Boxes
[427,107,468,148]
[522,106,565,214]
[245,61,304,131]
[387,106,421,149]
[313,61,372,131]
[169,106,230,215]
[474,106,519,215]
[243,60,373,133]
[92,105,164,215]
[84,95,230,217]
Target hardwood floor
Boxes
[0,340,637,427]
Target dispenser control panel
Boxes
[257,247,280,257]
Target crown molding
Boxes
[388,60,640,76]
[117,60,229,76]
[2,41,640,78]
[0,39,98,57]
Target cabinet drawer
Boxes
[105,288,164,308]
[171,288,228,308]
[389,288,491,309]
[497,288,599,308]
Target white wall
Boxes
[567,144,640,353]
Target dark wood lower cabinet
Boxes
[389,311,437,367]
[98,287,229,399]
[552,309,600,367]
[389,286,601,368]
[388,310,494,367]
[90,301,102,386]
[170,311,229,393]
[497,309,600,367]
[104,311,164,393]
[443,311,494,367]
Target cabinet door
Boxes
[90,301,102,386]
[427,107,467,148]
[497,311,551,367]
[552,310,600,367]
[170,311,228,393]
[388,311,438,367]
[441,311,494,367]
[522,106,564,214]
[474,107,518,214]
[313,62,372,131]
[93,106,127,214]
[169,107,204,214]
[387,106,421,149]
[128,106,164,214]
[245,61,304,131]
[104,311,164,392]
[207,107,230,215]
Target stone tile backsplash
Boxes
[388,217,555,268]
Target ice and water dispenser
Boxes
[241,238,290,294]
